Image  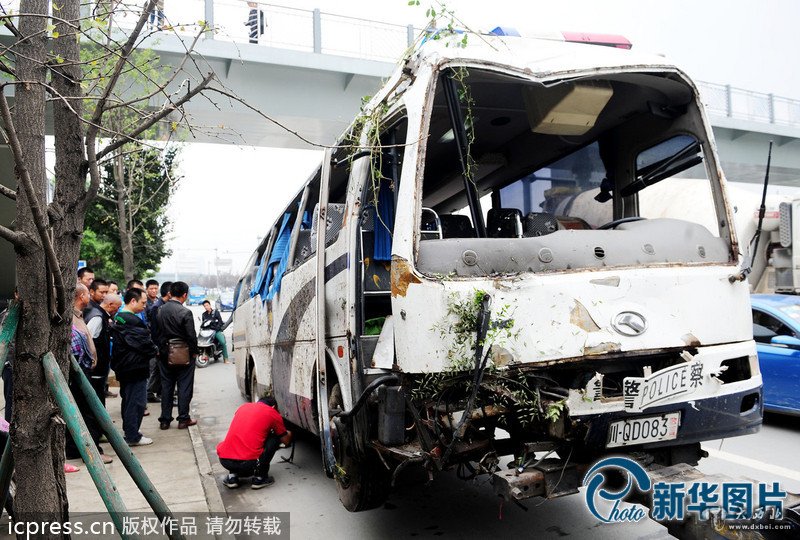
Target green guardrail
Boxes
[0,301,18,514]
[68,354,185,539]
[0,300,185,540]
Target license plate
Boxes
[623,360,705,412]
[606,412,680,448]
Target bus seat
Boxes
[555,215,593,230]
[440,214,475,238]
[310,203,346,254]
[420,207,442,241]
[294,230,313,265]
[487,208,523,238]
[523,212,559,237]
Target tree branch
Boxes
[106,28,205,113]
[88,0,157,130]
[0,223,25,248]
[0,90,66,317]
[204,86,328,148]
[0,183,16,201]
[95,72,215,162]
[0,6,22,39]
[84,0,158,206]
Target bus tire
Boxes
[329,383,389,512]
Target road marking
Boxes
[704,447,800,483]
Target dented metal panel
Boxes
[391,265,753,374]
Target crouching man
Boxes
[216,396,292,489]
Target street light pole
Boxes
[214,248,220,291]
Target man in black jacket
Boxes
[157,281,199,430]
[111,288,158,446]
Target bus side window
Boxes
[233,277,244,308]
[248,226,277,300]
[237,248,260,304]
[291,148,349,269]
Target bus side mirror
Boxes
[770,335,800,350]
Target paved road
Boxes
[189,360,800,539]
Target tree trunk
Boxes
[114,154,135,282]
[12,0,69,525]
[49,0,91,521]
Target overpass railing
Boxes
[697,81,800,127]
[2,0,799,127]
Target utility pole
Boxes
[214,248,220,292]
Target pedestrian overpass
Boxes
[2,2,800,298]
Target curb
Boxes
[188,423,235,540]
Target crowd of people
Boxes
[68,267,202,465]
[1,266,291,489]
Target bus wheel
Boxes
[328,383,389,512]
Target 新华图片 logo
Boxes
[583,456,787,524]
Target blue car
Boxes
[188,286,206,306]
[751,294,800,415]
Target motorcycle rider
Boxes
[201,300,229,364]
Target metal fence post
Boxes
[204,0,214,39]
[725,84,732,117]
[407,24,415,47]
[42,353,134,539]
[69,355,185,540]
[313,8,322,53]
[0,435,11,516]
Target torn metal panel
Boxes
[371,315,395,369]
[570,300,601,332]
[681,333,702,347]
[391,257,422,298]
[566,341,760,416]
[583,341,621,355]
[492,460,585,501]
[590,276,621,287]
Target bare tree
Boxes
[0,0,216,525]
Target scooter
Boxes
[196,319,224,368]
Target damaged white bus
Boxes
[231,30,762,512]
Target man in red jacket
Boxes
[216,396,292,489]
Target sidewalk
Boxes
[64,383,225,515]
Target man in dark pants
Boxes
[84,279,111,405]
[201,299,229,363]
[216,396,292,489]
[145,281,171,403]
[111,288,158,446]
[157,281,198,430]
